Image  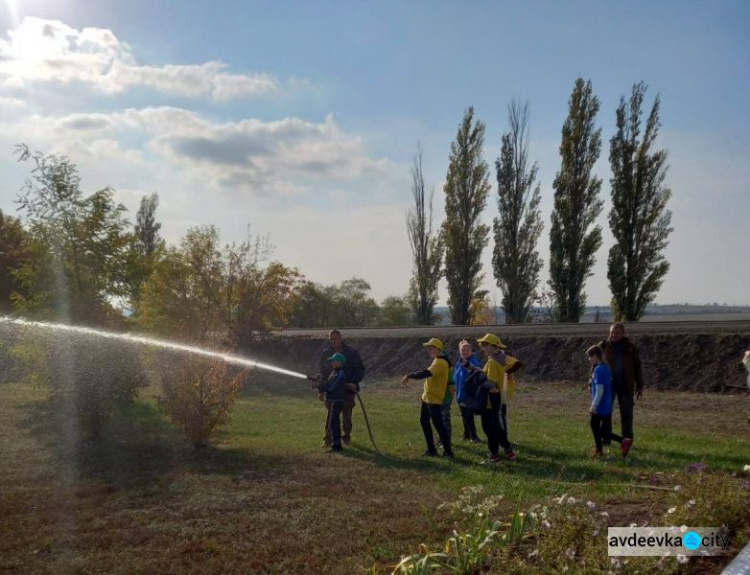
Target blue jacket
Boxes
[318,368,347,401]
[454,354,482,402]
[590,363,614,416]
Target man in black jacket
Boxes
[318,330,365,446]
[598,322,644,458]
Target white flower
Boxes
[566,548,576,560]
[666,507,677,515]
[610,557,622,568]
[676,554,689,564]
[686,499,696,508]
[674,485,682,492]
[543,520,551,529]
[567,496,577,505]
[743,464,750,472]
[586,500,596,510]
[679,525,688,533]
[600,511,610,518]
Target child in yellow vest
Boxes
[402,338,454,458]
[477,333,523,464]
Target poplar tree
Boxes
[608,82,673,321]
[548,78,603,322]
[406,144,443,325]
[441,107,491,325]
[492,100,544,324]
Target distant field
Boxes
[2,373,749,574]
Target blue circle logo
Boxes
[683,531,701,551]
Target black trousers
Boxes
[613,384,634,440]
[459,405,480,440]
[591,413,623,451]
[326,400,343,449]
[480,393,511,456]
[420,401,453,455]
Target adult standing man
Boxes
[318,329,365,446]
[599,322,644,457]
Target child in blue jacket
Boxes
[317,353,347,452]
[454,340,482,442]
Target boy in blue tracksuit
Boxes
[317,353,347,452]
[587,345,627,457]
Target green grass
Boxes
[1,374,749,574]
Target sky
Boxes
[0,0,748,306]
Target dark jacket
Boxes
[318,368,347,401]
[318,342,365,392]
[598,336,644,394]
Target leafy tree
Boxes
[379,295,412,327]
[288,281,338,328]
[138,226,225,342]
[548,79,604,322]
[127,193,164,312]
[14,145,132,325]
[492,100,544,324]
[336,277,380,327]
[469,290,495,326]
[406,144,443,325]
[0,210,30,312]
[608,82,673,321]
[442,107,491,325]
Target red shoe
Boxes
[621,438,633,458]
[505,450,518,461]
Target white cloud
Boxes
[0,17,278,101]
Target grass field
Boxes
[1,373,749,574]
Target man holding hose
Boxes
[317,329,365,447]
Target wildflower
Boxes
[543,520,551,529]
[586,500,596,510]
[687,462,706,474]
[610,557,622,568]
[567,496,577,505]
[676,554,689,564]
[600,511,610,518]
[744,464,750,472]
[666,507,676,515]
[686,499,695,508]
[566,548,576,560]
[674,485,681,492]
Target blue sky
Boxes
[0,0,748,306]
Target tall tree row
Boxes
[608,82,673,321]
[492,100,544,324]
[548,78,604,322]
[441,107,491,325]
[406,144,443,325]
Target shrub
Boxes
[158,355,247,448]
[45,337,148,438]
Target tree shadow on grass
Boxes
[18,397,189,489]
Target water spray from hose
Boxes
[1,316,384,455]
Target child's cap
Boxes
[328,352,346,364]
[421,337,444,350]
[476,333,507,349]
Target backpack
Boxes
[458,369,489,412]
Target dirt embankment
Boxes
[249,327,750,393]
